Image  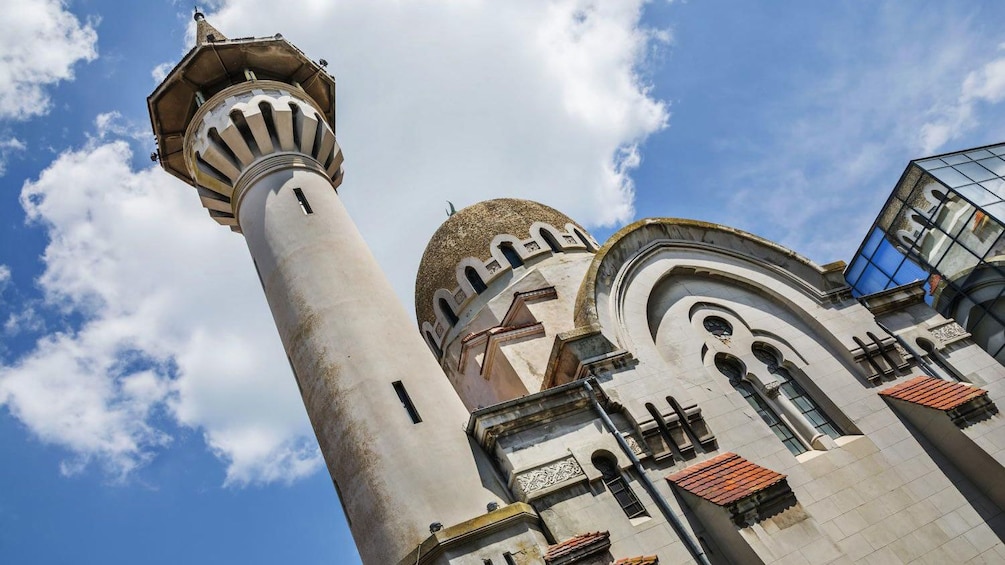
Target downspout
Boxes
[873,319,940,379]
[582,380,710,565]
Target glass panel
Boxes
[892,259,926,286]
[956,183,1000,206]
[985,201,1005,224]
[930,166,973,187]
[966,149,995,160]
[862,227,884,256]
[943,154,971,165]
[935,242,981,283]
[978,157,1005,177]
[982,179,1005,199]
[992,145,1005,156]
[855,263,893,295]
[916,158,947,170]
[845,256,868,286]
[956,161,997,183]
[773,366,842,439]
[872,239,905,276]
[962,213,1005,258]
[736,381,806,456]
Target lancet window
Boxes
[592,454,648,519]
[752,344,841,439]
[715,355,806,456]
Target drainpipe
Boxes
[582,380,710,565]
[873,319,941,379]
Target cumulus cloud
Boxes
[150,62,174,84]
[0,0,98,119]
[206,0,668,302]
[921,44,1005,153]
[4,0,667,484]
[3,141,318,483]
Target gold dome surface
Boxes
[415,198,584,328]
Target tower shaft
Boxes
[150,38,506,562]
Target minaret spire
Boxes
[193,8,227,45]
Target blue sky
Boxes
[2,1,1005,563]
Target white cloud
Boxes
[3,141,318,483]
[0,137,26,176]
[3,0,667,484]
[921,45,1005,153]
[206,0,668,302]
[0,0,98,119]
[151,62,174,84]
[92,111,145,141]
[715,5,1005,262]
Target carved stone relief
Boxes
[525,241,541,251]
[931,322,967,344]
[515,456,584,493]
[486,261,501,274]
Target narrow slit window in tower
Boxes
[439,298,459,325]
[293,187,313,215]
[503,553,516,565]
[541,229,563,253]
[392,381,422,423]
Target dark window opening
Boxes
[716,354,806,456]
[703,316,732,337]
[541,229,563,253]
[574,227,595,250]
[465,266,488,294]
[502,554,516,565]
[752,344,842,438]
[592,454,648,518]
[293,187,313,215]
[392,381,422,423]
[439,298,459,325]
[500,242,524,268]
[425,330,443,358]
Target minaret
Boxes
[148,14,505,564]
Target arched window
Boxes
[438,298,459,326]
[703,316,732,337]
[540,229,563,253]
[917,338,963,382]
[752,344,841,439]
[465,266,487,294]
[591,453,647,519]
[574,228,594,251]
[715,355,806,456]
[425,330,442,358]
[499,242,523,269]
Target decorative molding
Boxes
[931,322,967,345]
[563,235,577,244]
[525,241,541,251]
[762,381,781,398]
[515,456,584,493]
[454,289,466,303]
[623,434,644,456]
[486,260,501,274]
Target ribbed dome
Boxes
[415,198,586,328]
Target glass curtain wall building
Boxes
[846,142,1005,364]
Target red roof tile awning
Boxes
[879,376,988,411]
[666,452,786,506]
[544,531,610,563]
[614,556,659,565]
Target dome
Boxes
[414,198,589,329]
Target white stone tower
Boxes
[148,15,506,564]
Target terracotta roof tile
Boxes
[544,531,610,563]
[879,376,988,411]
[666,453,785,506]
[614,556,658,565]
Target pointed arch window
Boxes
[752,344,841,439]
[540,229,563,253]
[465,266,488,294]
[715,355,806,456]
[500,242,523,269]
[439,298,459,326]
[573,228,594,251]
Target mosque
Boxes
[148,15,1005,565]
